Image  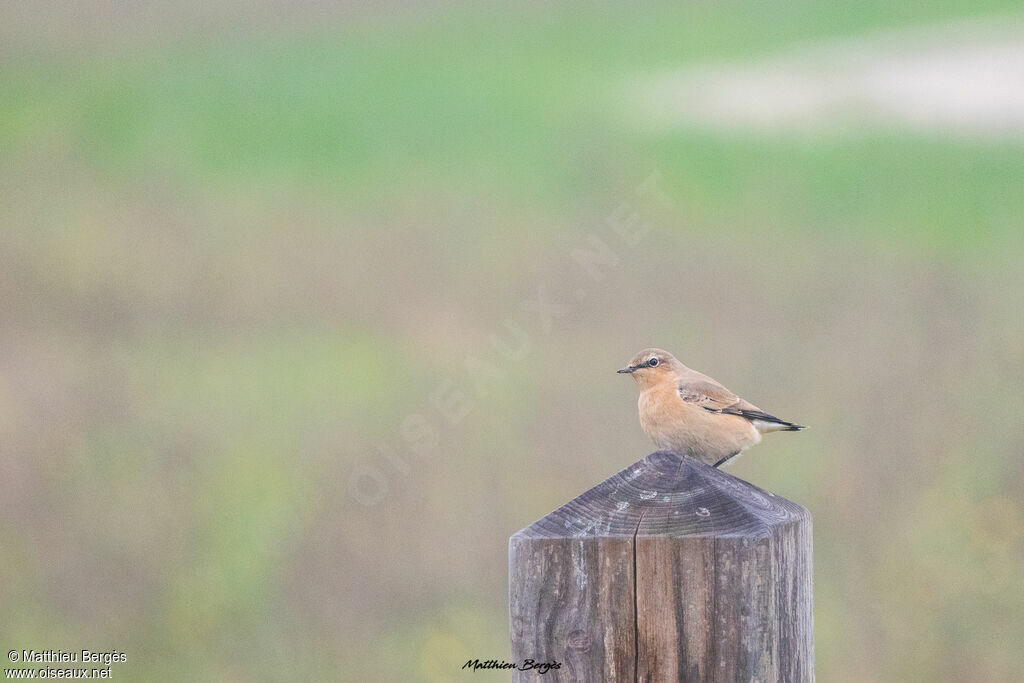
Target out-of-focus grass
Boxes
[2,1,1024,681]
[5,1,1024,224]
[652,135,1024,250]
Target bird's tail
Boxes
[741,410,806,433]
[756,420,805,433]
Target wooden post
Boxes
[509,450,813,682]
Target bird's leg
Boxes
[713,451,741,468]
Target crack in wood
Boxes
[632,508,646,683]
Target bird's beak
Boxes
[617,365,636,374]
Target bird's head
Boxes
[617,348,678,388]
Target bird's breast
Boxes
[637,385,759,460]
[637,385,691,439]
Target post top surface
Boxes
[511,451,809,540]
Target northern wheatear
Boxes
[618,348,805,467]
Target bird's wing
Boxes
[677,380,741,412]
[678,380,794,426]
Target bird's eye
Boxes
[648,357,659,367]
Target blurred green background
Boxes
[2,1,1023,681]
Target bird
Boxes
[617,348,805,467]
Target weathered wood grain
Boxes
[509,450,813,682]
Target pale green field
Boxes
[2,2,1023,681]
